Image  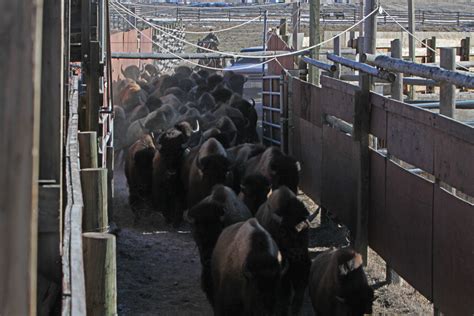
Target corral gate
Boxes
[261,75,288,152]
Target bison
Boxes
[124,134,156,210]
[187,184,252,303]
[211,218,287,315]
[239,173,271,216]
[256,186,311,315]
[309,247,374,316]
[182,137,232,208]
[152,121,199,225]
[244,146,300,194]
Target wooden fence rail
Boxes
[285,74,474,315]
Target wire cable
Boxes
[112,0,379,59]
[381,8,472,72]
[111,4,277,72]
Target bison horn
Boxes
[192,120,200,133]
[251,98,256,108]
[121,64,126,77]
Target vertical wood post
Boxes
[408,0,416,100]
[83,233,117,316]
[78,131,99,169]
[106,146,115,226]
[333,37,341,79]
[460,37,470,61]
[363,0,377,55]
[390,39,404,102]
[0,1,43,314]
[354,38,370,263]
[81,168,108,233]
[280,18,287,37]
[309,0,320,85]
[292,2,300,51]
[382,24,400,283]
[440,48,456,118]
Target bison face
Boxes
[240,174,271,216]
[197,154,232,189]
[339,264,374,316]
[243,253,281,315]
[269,157,300,194]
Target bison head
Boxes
[336,250,375,315]
[240,173,271,216]
[269,154,300,194]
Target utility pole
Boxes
[309,0,321,85]
[408,0,416,100]
[291,1,300,51]
[363,0,377,55]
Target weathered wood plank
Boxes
[368,150,387,254]
[387,112,435,174]
[321,125,356,231]
[296,119,322,204]
[0,1,43,314]
[433,187,474,315]
[434,130,474,197]
[40,0,64,184]
[384,161,434,300]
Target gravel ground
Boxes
[114,165,432,315]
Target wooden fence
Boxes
[117,4,474,28]
[285,75,474,315]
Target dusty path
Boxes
[114,167,213,315]
[114,165,431,315]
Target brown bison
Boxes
[182,137,232,208]
[187,184,252,303]
[309,248,374,316]
[256,186,311,315]
[244,146,300,194]
[124,134,156,209]
[211,218,287,315]
[152,121,199,225]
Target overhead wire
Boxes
[381,7,472,73]
[111,4,277,72]
[112,0,380,59]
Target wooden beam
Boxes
[308,0,320,85]
[390,39,404,102]
[327,53,396,82]
[440,48,456,117]
[0,1,43,314]
[78,131,99,169]
[81,168,108,233]
[83,233,117,316]
[362,54,474,88]
[40,0,64,184]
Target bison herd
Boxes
[114,64,375,315]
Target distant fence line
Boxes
[110,4,474,28]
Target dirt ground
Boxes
[114,164,432,315]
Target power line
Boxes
[111,4,277,72]
[112,1,380,59]
[381,8,472,73]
